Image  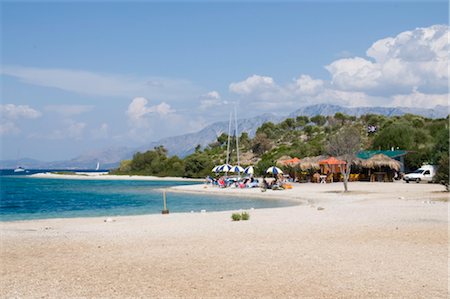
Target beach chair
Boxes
[218,179,226,188]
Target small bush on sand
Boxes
[241,212,250,220]
[231,213,242,221]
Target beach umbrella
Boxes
[319,156,347,174]
[219,164,232,172]
[266,166,283,175]
[244,166,254,174]
[211,165,221,172]
[230,165,244,173]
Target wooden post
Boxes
[162,191,169,214]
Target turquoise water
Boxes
[0,175,298,221]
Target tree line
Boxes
[111,113,449,188]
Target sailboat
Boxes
[95,162,100,171]
[14,150,26,172]
[14,166,25,173]
[224,104,242,176]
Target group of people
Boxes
[261,174,288,190]
[205,173,293,190]
[205,175,260,188]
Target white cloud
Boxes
[126,97,175,128]
[390,90,449,109]
[0,104,41,136]
[0,104,41,119]
[327,24,449,95]
[229,75,278,95]
[45,105,94,117]
[199,91,226,110]
[1,66,202,101]
[228,25,449,110]
[289,75,325,96]
[0,121,20,135]
[325,57,381,91]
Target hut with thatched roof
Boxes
[361,154,401,182]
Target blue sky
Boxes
[1,1,448,161]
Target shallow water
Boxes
[0,176,298,221]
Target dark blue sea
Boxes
[0,170,297,221]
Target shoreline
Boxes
[28,172,203,182]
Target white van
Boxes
[403,165,437,183]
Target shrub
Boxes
[231,213,242,221]
[241,212,250,220]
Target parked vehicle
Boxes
[403,165,437,183]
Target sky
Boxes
[0,1,448,161]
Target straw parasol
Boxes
[280,157,301,166]
[298,155,327,171]
[319,156,347,174]
[276,155,292,165]
[319,157,347,166]
[362,154,401,171]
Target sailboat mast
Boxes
[225,111,232,165]
[234,104,240,166]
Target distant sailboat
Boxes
[14,150,26,173]
[14,166,25,173]
[95,162,100,171]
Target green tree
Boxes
[372,123,414,150]
[435,154,449,191]
[217,133,229,146]
[310,115,326,126]
[295,116,310,127]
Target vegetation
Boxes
[241,211,250,220]
[231,212,250,221]
[231,213,242,221]
[111,113,449,187]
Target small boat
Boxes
[95,162,100,171]
[14,167,25,173]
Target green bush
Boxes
[241,212,250,221]
[231,213,242,221]
[231,212,250,221]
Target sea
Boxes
[0,169,297,221]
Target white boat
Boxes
[95,162,100,171]
[14,167,25,173]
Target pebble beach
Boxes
[1,180,448,298]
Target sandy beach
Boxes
[29,172,203,182]
[1,181,448,298]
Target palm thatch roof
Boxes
[276,155,293,165]
[298,155,327,171]
[361,154,401,171]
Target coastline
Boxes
[29,172,203,182]
[1,182,448,298]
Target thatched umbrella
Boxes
[280,157,301,167]
[319,156,347,174]
[276,155,292,165]
[298,155,327,171]
[362,154,401,171]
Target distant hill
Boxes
[288,104,449,119]
[1,104,448,169]
[135,112,282,157]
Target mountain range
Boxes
[2,104,448,169]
